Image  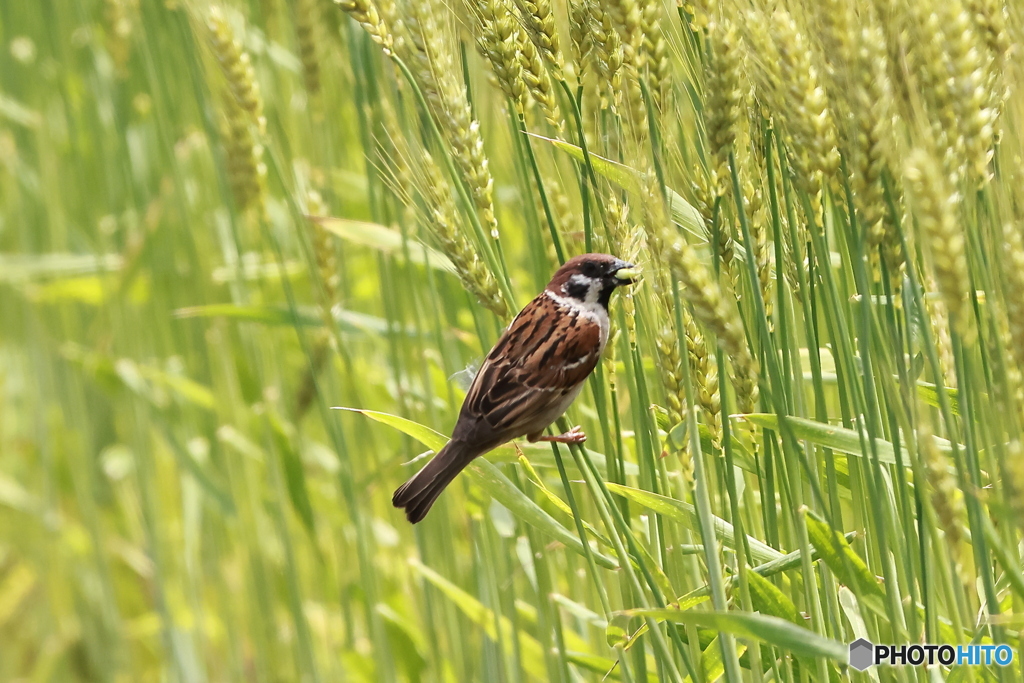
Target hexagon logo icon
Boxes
[849,638,875,671]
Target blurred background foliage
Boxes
[1,0,1023,681]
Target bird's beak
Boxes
[613,262,639,284]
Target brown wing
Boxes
[458,293,603,438]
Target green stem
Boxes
[516,112,566,264]
[558,78,606,243]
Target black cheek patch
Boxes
[565,280,590,300]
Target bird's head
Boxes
[547,253,639,308]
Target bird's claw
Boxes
[538,425,587,444]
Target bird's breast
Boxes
[542,289,610,352]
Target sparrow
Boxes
[393,253,638,523]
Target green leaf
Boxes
[413,559,642,680]
[598,509,839,655]
[0,474,42,516]
[804,510,883,597]
[610,587,717,649]
[700,636,747,683]
[335,408,448,451]
[0,253,122,282]
[667,419,688,451]
[744,413,907,464]
[983,515,1024,602]
[508,443,639,476]
[64,348,234,513]
[543,137,709,243]
[469,459,619,569]
[517,455,616,550]
[915,381,961,416]
[605,483,786,565]
[746,570,803,626]
[611,610,847,662]
[336,407,637,475]
[544,595,606,630]
[134,364,217,412]
[410,559,548,680]
[209,258,305,284]
[266,411,318,542]
[516,598,659,681]
[667,421,758,473]
[172,304,318,326]
[606,528,847,647]
[26,273,148,305]
[750,532,852,576]
[341,408,619,569]
[312,216,455,273]
[152,421,235,514]
[62,348,216,414]
[564,652,657,683]
[174,303,400,335]
[518,454,675,596]
[608,534,849,650]
[376,604,427,682]
[0,92,42,129]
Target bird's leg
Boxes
[529,425,587,444]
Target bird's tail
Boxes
[393,440,476,523]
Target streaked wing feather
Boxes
[463,294,602,435]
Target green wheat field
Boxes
[2,0,1023,680]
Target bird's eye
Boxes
[582,261,598,277]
